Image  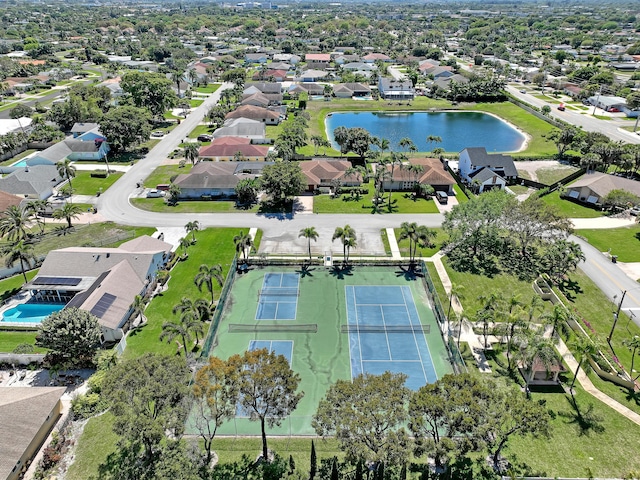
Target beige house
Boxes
[225,105,281,125]
[382,158,456,193]
[565,172,640,204]
[300,159,362,192]
[0,387,66,480]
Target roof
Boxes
[241,92,270,107]
[70,122,99,133]
[0,165,62,196]
[245,82,282,94]
[174,161,273,190]
[213,118,265,139]
[0,387,66,480]
[300,159,361,186]
[299,69,330,79]
[305,53,331,61]
[469,166,505,183]
[0,190,24,211]
[589,95,627,107]
[568,172,640,198]
[362,53,391,61]
[461,147,518,178]
[226,105,281,122]
[334,83,371,94]
[199,137,270,158]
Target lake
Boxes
[325,111,526,153]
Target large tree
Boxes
[99,106,152,152]
[120,71,178,118]
[0,205,33,242]
[53,202,83,229]
[102,354,190,460]
[258,161,306,204]
[230,348,303,462]
[191,356,239,465]
[332,225,357,264]
[36,307,101,366]
[3,240,36,283]
[313,372,411,465]
[299,226,319,261]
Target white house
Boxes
[458,147,518,191]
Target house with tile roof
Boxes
[212,118,266,140]
[363,53,392,63]
[174,161,274,198]
[0,387,66,480]
[0,165,63,200]
[225,105,282,125]
[24,235,172,342]
[299,159,362,192]
[333,83,371,98]
[382,157,456,193]
[378,78,415,100]
[564,172,640,204]
[305,53,331,69]
[241,92,270,108]
[199,137,271,161]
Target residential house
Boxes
[563,84,584,99]
[297,69,330,82]
[245,53,268,64]
[212,118,266,140]
[587,95,627,112]
[458,147,517,192]
[199,137,271,161]
[174,161,273,198]
[244,83,283,104]
[253,69,288,82]
[0,190,24,211]
[225,105,282,125]
[363,53,392,63]
[433,73,469,91]
[305,53,331,70]
[0,165,63,200]
[0,118,32,136]
[334,54,361,65]
[272,53,301,64]
[341,62,377,72]
[70,122,99,138]
[241,92,270,108]
[333,83,371,98]
[564,172,640,204]
[25,235,172,342]
[0,387,66,480]
[299,159,362,192]
[381,157,455,193]
[289,83,325,96]
[378,78,415,100]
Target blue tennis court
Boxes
[345,285,437,390]
[255,273,300,320]
[248,340,293,364]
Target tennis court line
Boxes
[401,286,436,383]
[351,286,364,375]
[378,305,394,361]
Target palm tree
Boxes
[541,304,570,341]
[376,137,390,157]
[398,221,418,263]
[160,321,193,358]
[448,283,465,321]
[194,264,224,305]
[56,159,76,194]
[233,230,254,263]
[527,294,545,322]
[178,237,192,257]
[387,152,405,209]
[415,225,436,259]
[623,336,640,380]
[26,199,51,235]
[515,335,561,385]
[53,203,83,229]
[0,205,33,242]
[398,137,415,153]
[3,240,36,283]
[570,336,599,392]
[172,297,206,345]
[185,220,200,242]
[184,142,201,165]
[298,227,319,261]
[426,135,443,154]
[332,225,356,264]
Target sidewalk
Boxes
[385,228,401,260]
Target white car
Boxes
[146,189,164,198]
[630,206,640,216]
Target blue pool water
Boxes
[11,160,28,167]
[2,303,65,323]
[326,111,526,153]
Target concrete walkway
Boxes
[386,228,401,260]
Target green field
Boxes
[194,84,221,94]
[143,165,186,188]
[577,225,640,263]
[535,166,580,186]
[188,124,215,139]
[124,228,244,358]
[313,191,439,214]
[203,266,453,435]
[132,198,259,213]
[394,227,448,258]
[542,191,604,218]
[70,171,123,196]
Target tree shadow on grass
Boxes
[558,278,583,302]
[558,395,605,436]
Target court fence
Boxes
[420,260,467,374]
[200,255,238,358]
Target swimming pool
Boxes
[11,160,27,167]
[1,303,65,324]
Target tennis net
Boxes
[341,324,431,334]
[229,323,317,333]
[259,287,300,297]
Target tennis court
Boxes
[346,285,437,390]
[255,272,300,320]
[202,266,453,436]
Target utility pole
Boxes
[608,290,627,345]
[592,85,602,116]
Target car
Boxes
[197,134,213,142]
[582,99,591,106]
[150,131,164,138]
[146,189,164,198]
[630,206,640,216]
[435,191,448,204]
[519,89,527,94]
[557,103,565,111]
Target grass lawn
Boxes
[70,171,123,196]
[132,198,259,214]
[380,229,392,255]
[194,84,221,94]
[465,102,556,157]
[576,225,640,263]
[0,269,38,302]
[188,124,215,139]
[65,413,120,480]
[425,261,448,309]
[313,190,439,214]
[517,169,532,180]
[393,227,448,258]
[189,99,204,108]
[508,185,530,195]
[123,228,241,358]
[542,191,604,218]
[0,331,46,353]
[143,165,187,188]
[452,184,468,204]
[535,166,580,186]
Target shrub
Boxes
[12,343,35,354]
[90,170,108,178]
[71,392,106,419]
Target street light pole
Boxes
[608,290,627,345]
[592,85,602,116]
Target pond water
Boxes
[326,111,526,153]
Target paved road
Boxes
[506,86,640,145]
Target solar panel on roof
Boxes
[33,276,82,286]
[90,293,116,318]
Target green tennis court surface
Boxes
[200,266,453,436]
